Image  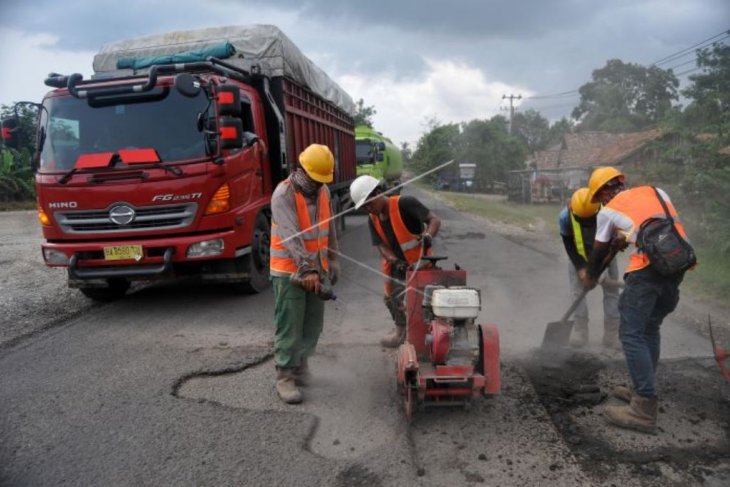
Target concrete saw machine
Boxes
[396,256,500,418]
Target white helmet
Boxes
[350,175,381,209]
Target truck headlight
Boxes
[187,238,224,258]
[43,249,69,265]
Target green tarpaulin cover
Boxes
[116,41,236,70]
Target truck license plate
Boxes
[103,245,143,261]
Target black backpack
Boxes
[636,187,696,276]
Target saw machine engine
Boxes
[396,256,500,418]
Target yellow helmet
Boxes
[299,144,334,183]
[587,166,625,203]
[569,187,600,218]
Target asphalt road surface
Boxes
[1,188,728,486]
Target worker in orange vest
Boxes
[349,175,441,347]
[270,144,340,404]
[559,187,620,349]
[581,166,695,434]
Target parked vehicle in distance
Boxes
[355,124,402,188]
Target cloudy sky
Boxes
[0,0,727,145]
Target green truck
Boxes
[355,125,403,187]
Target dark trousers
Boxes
[618,267,681,397]
[384,268,407,327]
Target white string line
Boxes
[280,159,456,245]
[328,246,428,300]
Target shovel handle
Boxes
[560,287,590,323]
[561,246,620,323]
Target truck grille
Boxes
[55,203,198,234]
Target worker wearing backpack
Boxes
[581,166,696,434]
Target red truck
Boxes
[1,25,356,300]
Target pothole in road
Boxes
[524,350,730,485]
[177,344,405,461]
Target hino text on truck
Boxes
[1,25,357,301]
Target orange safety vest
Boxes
[370,196,431,295]
[604,186,689,273]
[270,181,330,275]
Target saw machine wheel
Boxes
[402,374,419,420]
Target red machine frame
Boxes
[395,258,500,418]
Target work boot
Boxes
[602,318,622,350]
[276,368,303,404]
[605,394,657,434]
[612,385,632,403]
[295,357,312,387]
[570,319,589,347]
[380,325,406,348]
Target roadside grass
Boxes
[682,247,730,305]
[0,201,35,211]
[435,191,561,235]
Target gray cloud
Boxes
[1,0,727,126]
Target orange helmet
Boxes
[569,187,600,218]
[587,166,625,202]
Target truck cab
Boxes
[3,25,356,301]
[355,124,402,187]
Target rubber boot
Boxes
[602,318,622,350]
[612,385,632,403]
[295,357,312,387]
[380,325,406,348]
[570,319,589,347]
[276,368,303,404]
[605,394,657,434]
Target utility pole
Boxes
[502,94,522,135]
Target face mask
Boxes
[291,168,321,196]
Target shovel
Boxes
[541,249,620,349]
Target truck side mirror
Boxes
[376,152,385,162]
[1,117,20,150]
[219,117,244,150]
[242,131,259,148]
[377,141,386,151]
[217,85,241,117]
[175,73,201,98]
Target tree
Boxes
[511,109,550,153]
[572,59,679,132]
[458,119,527,190]
[353,98,377,127]
[681,40,730,137]
[400,141,412,167]
[0,103,38,201]
[547,117,574,147]
[411,122,459,177]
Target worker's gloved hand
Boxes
[420,232,433,249]
[300,272,321,294]
[393,260,409,274]
[610,235,629,252]
[329,260,340,286]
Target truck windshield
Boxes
[355,140,374,165]
[38,88,210,172]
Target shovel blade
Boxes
[541,319,574,349]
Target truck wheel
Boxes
[234,212,271,294]
[79,279,130,302]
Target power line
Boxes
[675,66,706,77]
[513,29,728,112]
[664,58,698,72]
[525,90,579,100]
[651,30,729,66]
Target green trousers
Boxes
[272,276,325,369]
